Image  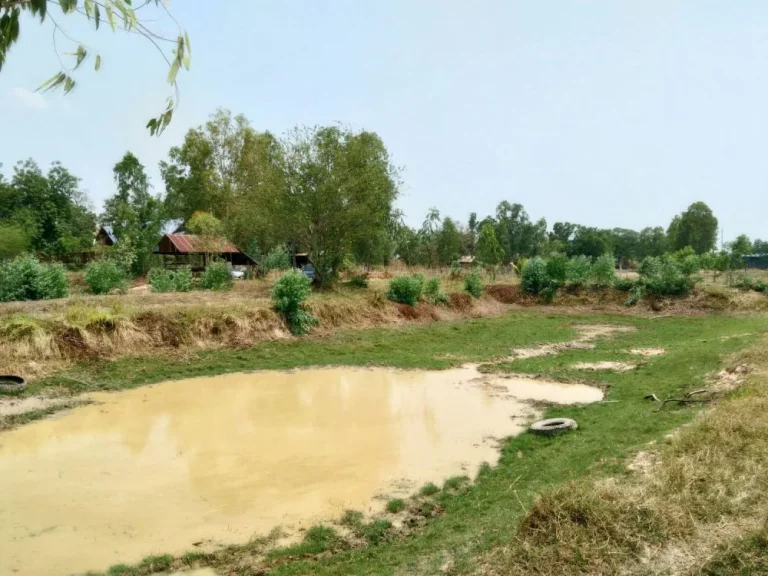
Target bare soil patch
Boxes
[572,361,635,372]
[629,348,665,357]
[508,324,635,361]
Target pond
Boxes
[0,366,601,576]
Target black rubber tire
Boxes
[530,418,578,436]
[0,375,27,394]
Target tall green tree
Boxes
[161,109,285,250]
[419,208,442,267]
[437,217,462,265]
[102,152,163,274]
[609,228,640,267]
[263,126,399,284]
[668,202,718,254]
[0,223,28,260]
[568,227,612,258]
[638,226,667,259]
[549,222,577,247]
[494,202,547,262]
[476,223,504,266]
[0,159,95,257]
[728,234,752,259]
[0,0,189,134]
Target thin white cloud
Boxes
[10,87,48,110]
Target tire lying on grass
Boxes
[530,418,578,436]
[0,375,27,394]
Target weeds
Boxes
[200,261,233,291]
[267,525,340,559]
[340,509,364,527]
[424,277,449,305]
[85,260,127,295]
[420,482,440,496]
[347,275,369,289]
[147,266,192,293]
[360,519,393,545]
[386,498,406,513]
[464,271,484,298]
[0,255,69,302]
[443,475,470,491]
[271,269,317,335]
[387,275,424,306]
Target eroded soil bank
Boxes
[0,366,600,576]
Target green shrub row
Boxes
[200,261,233,291]
[85,260,128,295]
[386,272,483,306]
[521,253,617,298]
[147,266,193,293]
[735,275,768,293]
[0,255,69,302]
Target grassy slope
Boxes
[25,311,766,576]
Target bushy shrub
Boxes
[613,277,637,292]
[449,261,463,279]
[147,268,174,293]
[545,253,568,287]
[262,244,292,272]
[85,260,127,295]
[640,256,699,296]
[347,275,369,289]
[200,261,233,291]
[590,254,617,288]
[386,498,405,513]
[566,255,591,287]
[424,277,449,305]
[521,257,549,294]
[387,275,424,306]
[731,276,767,294]
[271,268,317,335]
[0,255,69,302]
[464,271,484,298]
[735,275,755,291]
[639,256,662,279]
[679,254,701,276]
[360,519,393,545]
[173,266,193,292]
[148,266,193,293]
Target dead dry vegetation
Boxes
[0,288,506,378]
[0,278,764,380]
[481,337,768,576]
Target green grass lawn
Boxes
[25,310,767,576]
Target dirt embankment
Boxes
[0,293,507,379]
[485,283,768,314]
[1,282,764,380]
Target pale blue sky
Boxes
[1,1,766,241]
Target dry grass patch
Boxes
[483,338,768,576]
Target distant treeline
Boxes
[1,108,764,284]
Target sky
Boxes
[1,1,767,242]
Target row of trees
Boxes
[0,160,96,259]
[393,201,729,269]
[1,108,764,285]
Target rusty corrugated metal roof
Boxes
[166,234,242,254]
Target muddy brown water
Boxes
[0,366,601,576]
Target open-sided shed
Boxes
[154,234,255,269]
